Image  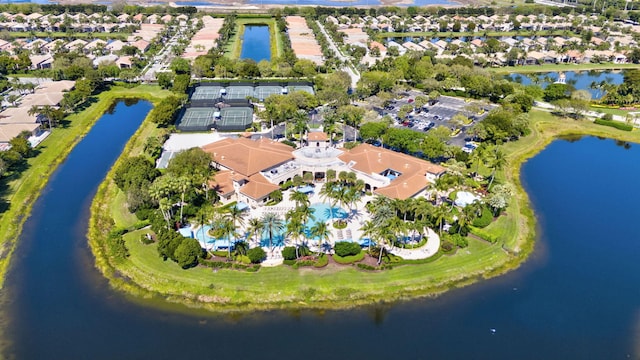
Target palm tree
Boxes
[286,216,305,258]
[225,205,247,256]
[261,212,284,252]
[360,219,377,251]
[309,221,331,254]
[177,176,191,222]
[289,190,310,207]
[487,147,507,190]
[219,217,237,259]
[456,205,476,234]
[246,218,264,247]
[432,204,448,235]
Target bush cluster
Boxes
[332,252,365,265]
[472,206,493,228]
[334,241,361,257]
[594,119,633,131]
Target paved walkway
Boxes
[390,228,441,260]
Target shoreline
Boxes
[86,95,536,314]
[87,105,640,314]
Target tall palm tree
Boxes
[432,204,448,235]
[177,176,191,222]
[225,205,247,257]
[261,212,284,252]
[246,218,264,247]
[289,190,310,207]
[488,147,507,190]
[360,220,377,251]
[219,217,237,259]
[310,221,331,254]
[286,216,305,258]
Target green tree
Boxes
[247,247,266,263]
[174,237,203,268]
[309,221,331,254]
[157,72,174,89]
[261,212,284,251]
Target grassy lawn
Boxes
[0,84,172,289]
[489,63,640,74]
[225,17,281,60]
[589,106,636,117]
[8,31,129,41]
[119,230,507,311]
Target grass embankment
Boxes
[226,17,281,60]
[90,107,640,312]
[0,84,171,290]
[489,63,640,74]
[8,31,129,41]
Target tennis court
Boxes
[218,107,253,131]
[287,85,314,95]
[254,85,284,101]
[225,86,254,100]
[176,107,217,131]
[191,86,223,100]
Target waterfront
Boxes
[506,70,624,99]
[1,98,638,358]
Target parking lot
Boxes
[379,95,496,148]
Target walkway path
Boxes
[316,20,360,90]
[390,228,440,260]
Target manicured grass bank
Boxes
[89,107,640,313]
[0,85,172,290]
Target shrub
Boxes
[283,259,296,266]
[594,119,633,131]
[282,246,297,260]
[334,241,361,257]
[247,247,266,264]
[449,233,468,248]
[281,139,296,148]
[174,238,204,269]
[236,255,251,264]
[212,250,228,257]
[472,206,493,228]
[332,220,347,229]
[440,240,456,253]
[314,254,328,267]
[333,251,364,264]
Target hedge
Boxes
[313,254,328,268]
[472,206,493,228]
[594,119,633,131]
[332,251,364,264]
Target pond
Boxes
[505,70,624,99]
[1,98,639,358]
[240,25,271,63]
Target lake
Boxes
[506,70,624,100]
[240,25,271,62]
[1,100,639,359]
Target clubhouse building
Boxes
[202,132,446,207]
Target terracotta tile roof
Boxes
[208,170,234,196]
[201,138,294,177]
[240,173,279,200]
[339,144,446,200]
[308,132,328,141]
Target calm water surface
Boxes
[2,100,639,359]
[506,70,624,99]
[241,25,271,62]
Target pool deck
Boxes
[187,187,441,264]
